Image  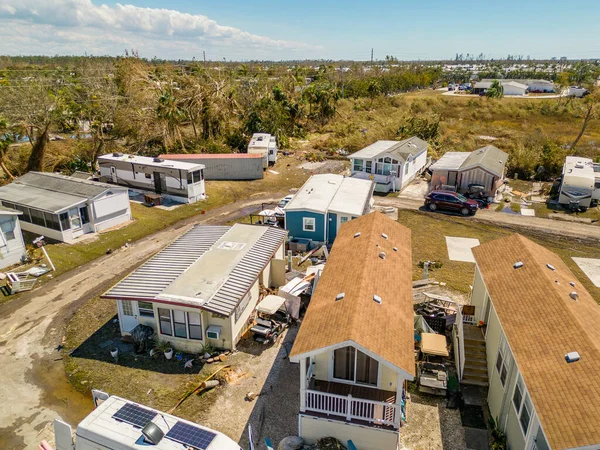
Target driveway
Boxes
[376,197,600,241]
[0,193,285,450]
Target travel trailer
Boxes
[45,390,242,450]
[247,133,278,168]
[558,156,600,211]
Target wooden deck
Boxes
[310,379,396,404]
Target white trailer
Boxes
[559,156,600,210]
[48,391,242,450]
[568,86,590,98]
[247,133,277,168]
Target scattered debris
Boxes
[168,365,230,413]
[245,391,259,402]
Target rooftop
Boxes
[0,172,124,213]
[563,156,598,178]
[349,136,428,161]
[159,153,263,160]
[98,153,204,171]
[473,234,600,450]
[248,133,273,149]
[290,212,416,378]
[103,224,287,316]
[459,145,508,177]
[429,152,470,171]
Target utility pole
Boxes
[203,51,206,67]
[340,68,345,98]
[371,48,374,64]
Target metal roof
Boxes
[103,224,287,316]
[17,171,120,198]
[160,153,263,160]
[349,137,428,162]
[285,174,374,216]
[430,152,470,171]
[98,153,204,171]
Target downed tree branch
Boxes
[168,364,231,414]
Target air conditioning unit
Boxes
[206,325,222,340]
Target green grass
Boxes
[398,210,600,302]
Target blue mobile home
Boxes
[284,174,374,247]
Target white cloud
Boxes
[0,0,320,59]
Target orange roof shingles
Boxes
[473,234,600,450]
[290,211,415,377]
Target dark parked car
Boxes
[424,191,479,216]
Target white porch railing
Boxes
[351,171,396,185]
[304,390,400,428]
[462,314,476,325]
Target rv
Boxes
[568,86,590,98]
[98,153,206,204]
[45,390,242,450]
[247,133,277,168]
[558,156,600,211]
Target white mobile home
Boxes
[469,234,600,450]
[98,153,206,204]
[558,156,600,210]
[247,133,278,168]
[51,392,242,450]
[102,224,287,352]
[159,153,264,180]
[349,137,429,193]
[0,207,26,269]
[290,212,415,450]
[0,172,131,243]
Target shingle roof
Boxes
[473,234,600,450]
[290,212,416,377]
[102,224,287,317]
[459,145,508,177]
[349,136,428,162]
[17,172,120,198]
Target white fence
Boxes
[304,390,400,428]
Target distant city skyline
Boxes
[0,0,598,61]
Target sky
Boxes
[0,0,599,61]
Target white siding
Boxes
[0,215,26,269]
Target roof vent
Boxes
[513,262,523,269]
[565,351,580,363]
[381,233,388,240]
[112,152,123,157]
[328,180,337,185]
[373,294,382,304]
[336,293,345,301]
[354,232,361,238]
[379,252,386,260]
[569,292,579,301]
[555,279,560,284]
[393,247,398,252]
[153,157,164,163]
[546,264,555,271]
[569,281,576,287]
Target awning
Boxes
[256,295,287,315]
[421,333,449,357]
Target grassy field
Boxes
[399,210,600,301]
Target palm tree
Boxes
[486,80,504,99]
[156,90,187,151]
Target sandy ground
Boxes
[0,193,286,450]
[376,197,600,241]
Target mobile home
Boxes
[247,133,278,168]
[558,156,600,210]
[0,207,26,269]
[102,224,287,352]
[50,391,242,450]
[159,153,264,180]
[0,172,131,243]
[98,153,206,204]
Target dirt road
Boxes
[0,193,285,450]
[377,197,600,241]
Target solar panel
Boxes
[165,421,217,450]
[112,403,158,428]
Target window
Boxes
[365,160,372,173]
[187,170,202,184]
[79,206,90,225]
[303,217,316,232]
[0,220,15,241]
[159,308,172,336]
[145,173,152,179]
[353,159,364,172]
[121,300,134,316]
[59,212,71,231]
[14,204,31,223]
[69,209,82,229]
[187,312,203,340]
[333,346,379,386]
[513,376,524,412]
[42,213,59,231]
[30,209,46,227]
[340,216,349,224]
[404,163,409,175]
[173,310,187,338]
[520,395,532,435]
[138,301,154,318]
[496,333,509,387]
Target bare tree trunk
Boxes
[26,126,50,172]
[570,104,595,150]
[176,126,187,153]
[0,149,15,180]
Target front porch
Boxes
[351,171,398,193]
[302,378,402,429]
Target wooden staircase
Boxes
[461,325,489,387]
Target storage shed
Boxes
[429,145,508,196]
[98,153,206,204]
[159,153,264,180]
[0,172,131,243]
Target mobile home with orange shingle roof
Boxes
[290,212,415,450]
[470,234,600,450]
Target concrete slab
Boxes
[520,208,535,217]
[464,427,489,450]
[572,257,600,287]
[445,237,480,263]
[399,178,430,201]
[461,385,486,407]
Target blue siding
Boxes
[327,212,338,243]
[285,211,325,242]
